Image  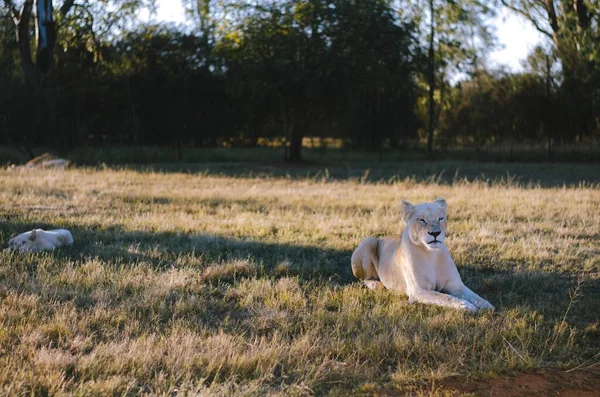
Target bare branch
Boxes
[16,0,35,83]
[544,0,559,34]
[500,0,554,39]
[19,0,33,21]
[70,3,102,56]
[574,0,590,29]
[3,0,19,24]
[60,0,75,17]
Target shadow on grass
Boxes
[108,161,600,188]
[0,220,355,284]
[1,219,599,329]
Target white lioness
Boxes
[351,197,494,312]
[7,229,74,253]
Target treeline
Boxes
[0,0,598,161]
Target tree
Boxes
[408,0,496,152]
[201,0,419,161]
[499,0,595,50]
[328,0,418,152]
[0,0,155,84]
[113,25,228,147]
[501,0,600,139]
[2,0,73,83]
[216,0,327,161]
[439,69,575,151]
[0,0,157,155]
[524,45,559,157]
[426,0,435,153]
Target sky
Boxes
[488,9,544,72]
[149,0,544,73]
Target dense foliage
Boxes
[0,0,598,160]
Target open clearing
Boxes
[0,163,599,395]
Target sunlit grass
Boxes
[0,166,598,395]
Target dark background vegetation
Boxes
[0,0,599,162]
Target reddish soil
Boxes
[442,367,600,396]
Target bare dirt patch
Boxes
[443,367,600,396]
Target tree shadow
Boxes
[0,219,354,335]
[110,161,600,188]
[0,219,355,284]
[1,219,599,327]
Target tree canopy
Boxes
[0,0,598,161]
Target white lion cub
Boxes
[351,197,494,313]
[7,229,74,253]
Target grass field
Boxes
[0,163,599,395]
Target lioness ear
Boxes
[434,197,447,211]
[401,200,415,221]
[29,230,37,241]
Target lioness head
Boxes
[401,197,448,250]
[8,229,38,252]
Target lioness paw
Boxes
[363,280,383,290]
[458,301,478,313]
[475,299,495,311]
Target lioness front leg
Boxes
[409,289,477,313]
[363,279,383,290]
[445,282,494,311]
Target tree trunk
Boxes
[280,101,289,160]
[35,0,56,76]
[127,78,143,145]
[176,141,184,162]
[6,0,75,83]
[545,51,552,161]
[288,124,303,162]
[427,0,436,154]
[14,0,35,83]
[573,0,590,29]
[544,0,560,37]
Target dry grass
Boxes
[0,164,599,395]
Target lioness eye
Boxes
[419,219,426,224]
[439,217,445,221]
